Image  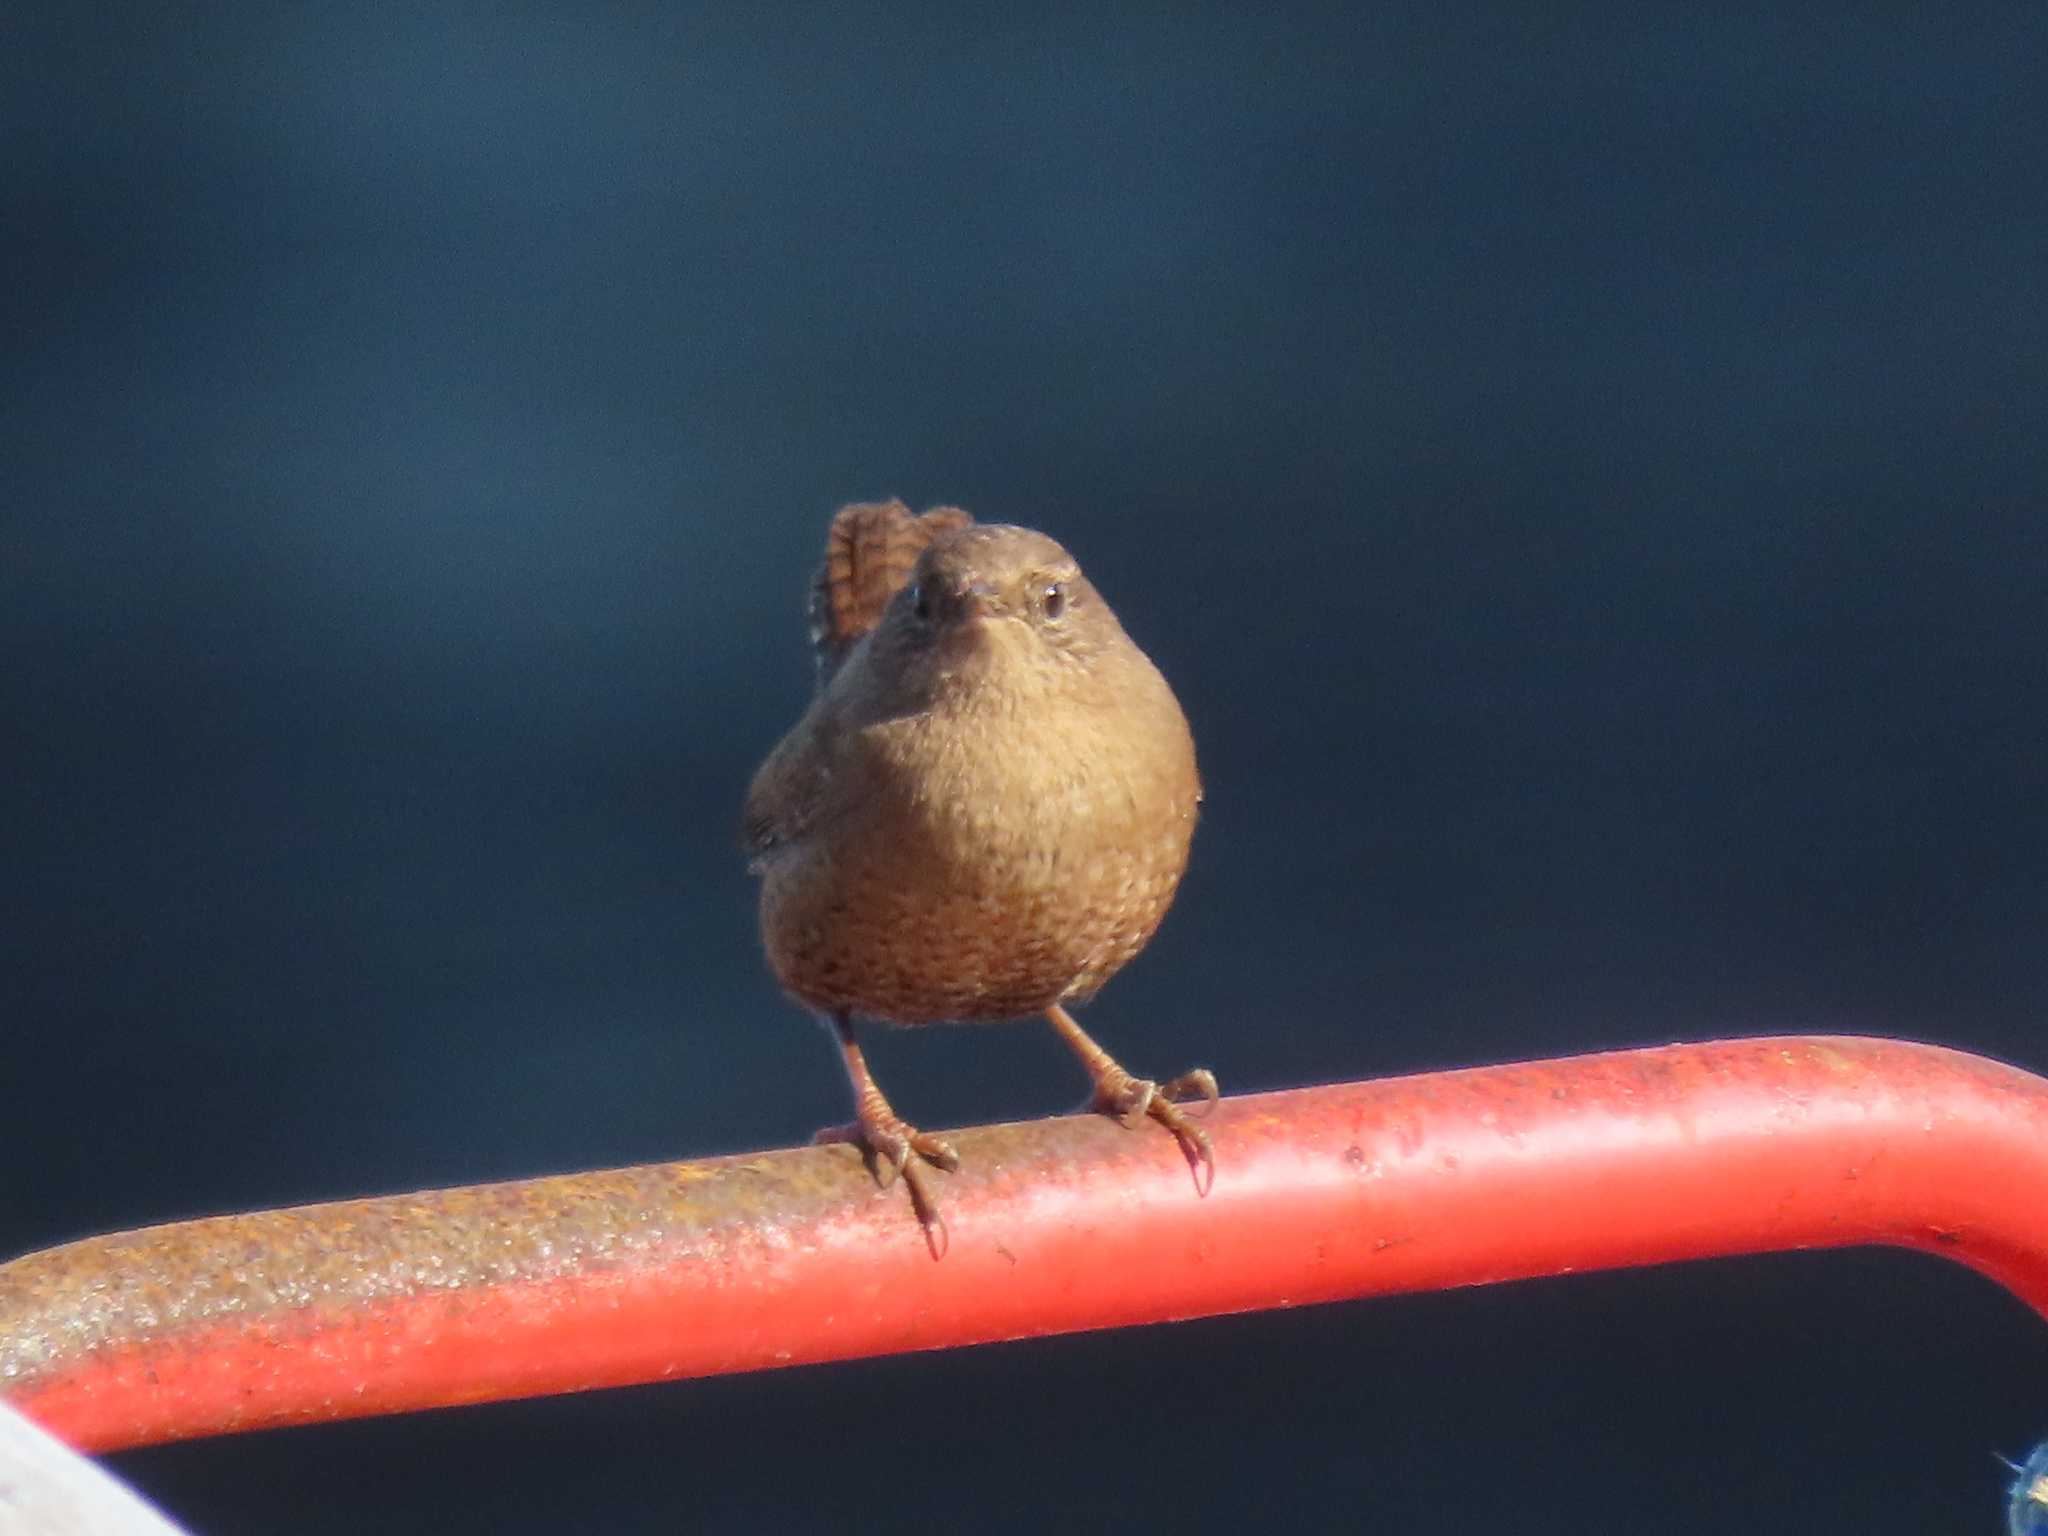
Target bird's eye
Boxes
[1040,580,1067,621]
[910,582,931,623]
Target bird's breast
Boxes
[759,684,1198,1023]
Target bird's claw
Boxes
[1097,1074,1158,1129]
[813,1119,959,1188]
[1089,1065,1219,1196]
[1092,1065,1217,1123]
[905,1128,961,1173]
[1159,1068,1220,1117]
[813,1113,956,1258]
[1149,1097,1216,1196]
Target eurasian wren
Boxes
[743,500,1212,1243]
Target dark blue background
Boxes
[6,4,2045,1531]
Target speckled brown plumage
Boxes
[744,500,1214,1245]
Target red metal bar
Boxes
[5,1035,2047,1453]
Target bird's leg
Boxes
[1043,1002,1218,1193]
[813,1012,959,1253]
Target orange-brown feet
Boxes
[812,1113,960,1188]
[1086,1062,1217,1194]
[817,1012,957,1257]
[814,1114,955,1258]
[1044,1003,1219,1195]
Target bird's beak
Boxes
[932,579,1005,671]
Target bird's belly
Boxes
[760,803,1192,1025]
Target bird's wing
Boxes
[740,695,844,863]
[741,727,802,862]
[806,499,973,680]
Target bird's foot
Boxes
[816,1013,958,1258]
[813,1109,959,1259]
[813,1112,960,1188]
[1088,1063,1219,1194]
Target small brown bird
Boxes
[744,499,1213,1241]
